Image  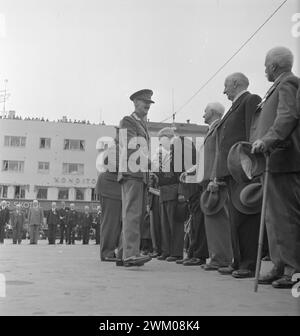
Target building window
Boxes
[58,188,69,200]
[64,139,85,151]
[40,138,51,149]
[14,186,26,199]
[38,161,50,173]
[91,188,100,201]
[4,136,26,147]
[62,163,84,175]
[2,160,24,172]
[75,188,84,200]
[0,185,8,198]
[36,187,48,200]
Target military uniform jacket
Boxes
[118,113,150,184]
[67,210,78,227]
[214,92,261,178]
[250,72,300,173]
[81,213,93,228]
[58,208,69,224]
[47,209,60,226]
[0,207,10,225]
[10,211,25,228]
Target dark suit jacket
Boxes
[58,207,69,224]
[67,210,78,227]
[96,172,121,200]
[214,92,262,178]
[47,210,60,226]
[0,207,10,225]
[10,211,25,228]
[250,72,300,173]
[118,113,149,183]
[81,213,93,228]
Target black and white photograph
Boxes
[0,0,300,319]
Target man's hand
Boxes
[207,181,219,193]
[252,139,266,153]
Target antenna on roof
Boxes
[0,79,10,117]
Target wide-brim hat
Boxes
[227,141,265,183]
[130,89,155,103]
[200,187,228,216]
[231,180,262,215]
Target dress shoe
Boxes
[232,269,254,279]
[102,256,118,262]
[218,265,235,275]
[272,275,296,289]
[176,258,190,264]
[149,251,159,258]
[258,267,284,284]
[262,255,270,261]
[123,255,152,267]
[202,264,219,271]
[166,256,181,262]
[183,258,206,266]
[157,254,169,261]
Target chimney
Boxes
[186,119,190,124]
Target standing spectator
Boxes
[47,202,60,245]
[251,46,300,288]
[0,201,10,244]
[93,205,101,245]
[96,137,122,261]
[66,203,78,245]
[10,204,25,244]
[214,73,262,278]
[58,201,69,244]
[28,200,44,244]
[81,206,93,245]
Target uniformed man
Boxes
[10,204,25,244]
[0,200,10,244]
[94,205,101,245]
[47,202,60,245]
[81,205,93,245]
[66,203,78,245]
[58,201,69,244]
[118,89,154,267]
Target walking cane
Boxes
[254,153,270,292]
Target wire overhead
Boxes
[160,0,288,123]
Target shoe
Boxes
[258,267,284,284]
[123,255,152,267]
[183,258,206,266]
[272,275,296,289]
[262,255,271,261]
[176,258,190,264]
[232,269,254,278]
[218,265,235,275]
[202,264,219,271]
[166,256,181,262]
[157,254,169,261]
[102,256,118,262]
[116,259,124,267]
[149,251,159,258]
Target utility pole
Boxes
[0,79,9,117]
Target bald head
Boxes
[265,46,294,82]
[203,102,225,125]
[224,73,249,101]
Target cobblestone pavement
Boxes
[0,239,299,316]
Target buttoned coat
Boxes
[214,92,262,178]
[250,72,300,173]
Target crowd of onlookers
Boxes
[0,200,101,245]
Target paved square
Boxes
[0,239,299,315]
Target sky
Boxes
[0,0,299,126]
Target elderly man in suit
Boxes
[66,203,78,245]
[81,205,93,244]
[58,201,69,244]
[0,200,10,244]
[200,102,234,270]
[213,73,262,278]
[118,89,154,267]
[11,204,25,244]
[47,202,60,244]
[28,200,44,244]
[251,46,300,288]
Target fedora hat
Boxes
[240,182,263,209]
[130,89,155,104]
[227,141,265,183]
[231,180,262,215]
[200,187,228,216]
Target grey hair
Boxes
[206,102,225,118]
[226,72,249,90]
[266,46,293,71]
